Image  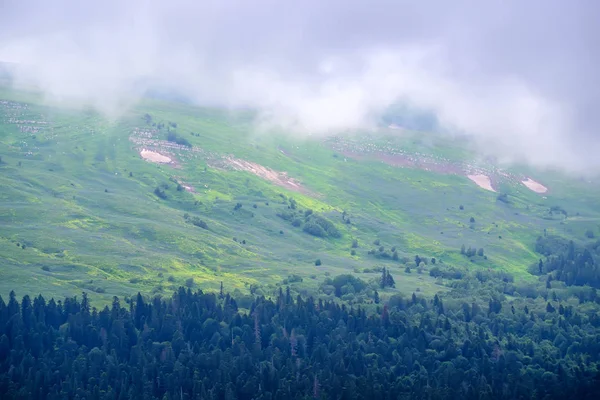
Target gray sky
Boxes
[1,0,599,173]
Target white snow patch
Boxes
[467,174,495,192]
[140,149,172,164]
[522,178,548,193]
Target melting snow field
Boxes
[140,149,172,164]
[522,178,548,193]
[468,174,495,192]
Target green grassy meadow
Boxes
[1,85,599,304]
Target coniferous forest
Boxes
[2,250,600,400]
[3,1,600,398]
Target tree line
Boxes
[1,281,600,399]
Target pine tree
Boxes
[381,304,390,327]
[290,329,298,357]
[134,292,146,329]
[380,267,387,289]
[385,270,396,288]
[254,312,261,348]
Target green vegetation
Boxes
[3,85,600,398]
[2,274,600,399]
[1,84,600,305]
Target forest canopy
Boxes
[1,279,600,399]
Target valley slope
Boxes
[1,86,599,304]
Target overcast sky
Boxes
[1,0,598,173]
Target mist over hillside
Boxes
[1,0,600,173]
[2,2,600,398]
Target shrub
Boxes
[373,239,381,246]
[497,193,509,203]
[276,210,295,221]
[166,131,191,147]
[315,259,322,266]
[549,205,568,217]
[154,187,167,199]
[331,274,367,297]
[185,278,194,287]
[41,266,50,272]
[304,222,327,237]
[187,217,208,229]
[309,215,341,238]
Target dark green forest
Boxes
[2,235,600,399]
[1,288,600,399]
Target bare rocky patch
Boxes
[223,156,310,194]
[328,136,552,193]
[130,127,309,194]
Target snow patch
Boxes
[140,149,172,164]
[522,178,548,193]
[467,174,495,192]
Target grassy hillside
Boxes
[1,85,599,304]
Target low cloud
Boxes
[1,0,598,173]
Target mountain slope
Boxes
[1,86,599,303]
